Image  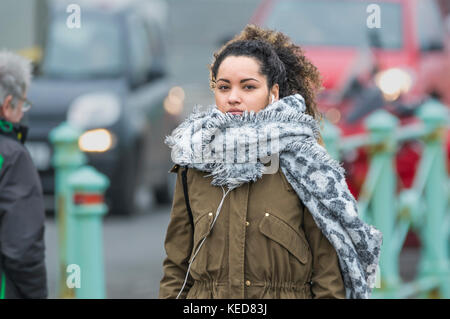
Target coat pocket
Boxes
[258,212,310,265]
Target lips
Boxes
[227,108,243,115]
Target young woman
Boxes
[159,25,382,299]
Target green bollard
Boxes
[68,166,109,299]
[416,99,450,299]
[322,119,341,160]
[364,109,400,298]
[49,122,87,298]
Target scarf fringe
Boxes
[205,107,321,140]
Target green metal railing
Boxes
[323,99,450,299]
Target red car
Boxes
[251,0,450,246]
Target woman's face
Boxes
[214,56,279,115]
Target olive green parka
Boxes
[159,163,346,299]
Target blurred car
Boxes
[25,0,180,215]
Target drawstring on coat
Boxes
[176,185,232,299]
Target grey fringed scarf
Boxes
[165,93,383,299]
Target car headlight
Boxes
[68,92,121,130]
[375,68,414,101]
[78,128,115,152]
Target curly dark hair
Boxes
[209,24,323,122]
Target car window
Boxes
[127,13,152,84]
[263,0,403,49]
[416,0,445,50]
[143,18,163,59]
[42,13,124,78]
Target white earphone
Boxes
[271,94,275,104]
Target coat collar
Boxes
[0,118,28,144]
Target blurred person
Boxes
[159,25,382,299]
[0,50,47,299]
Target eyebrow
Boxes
[216,78,260,83]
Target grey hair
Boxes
[0,50,32,107]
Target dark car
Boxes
[25,0,180,215]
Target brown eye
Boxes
[244,85,255,90]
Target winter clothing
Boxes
[0,119,47,299]
[161,94,382,298]
[159,163,346,299]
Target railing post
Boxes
[364,110,400,297]
[416,99,450,298]
[68,166,109,298]
[322,119,341,160]
[49,122,86,298]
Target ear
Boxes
[0,95,14,119]
[270,84,279,101]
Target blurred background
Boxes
[1,0,450,298]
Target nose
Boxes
[228,88,241,105]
